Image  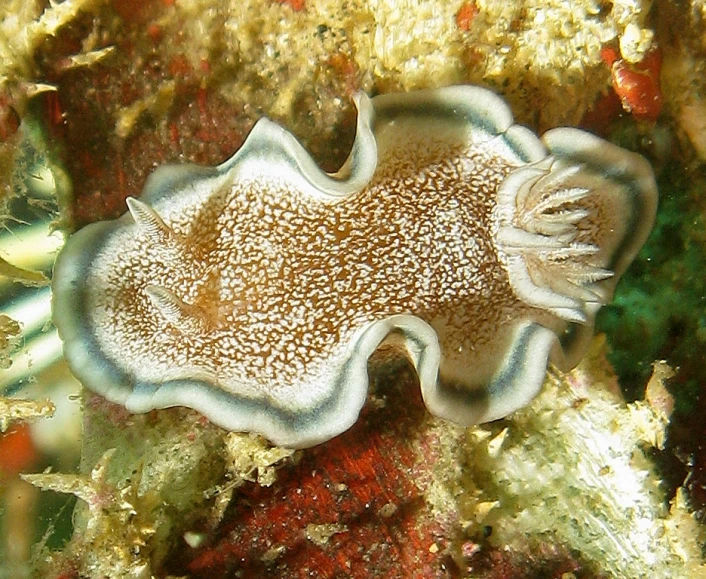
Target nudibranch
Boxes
[52,86,657,448]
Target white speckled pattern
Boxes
[52,86,657,447]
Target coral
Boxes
[0,315,22,372]
[207,433,296,524]
[0,397,55,433]
[223,433,296,488]
[26,340,698,578]
[602,44,663,121]
[0,0,107,227]
[458,341,706,578]
[169,361,465,578]
[30,0,655,229]
[0,0,105,94]
[23,450,161,579]
[21,393,223,578]
[347,0,653,127]
[0,257,48,286]
[22,365,462,578]
[655,0,706,160]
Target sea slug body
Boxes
[52,86,657,448]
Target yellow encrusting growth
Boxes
[0,0,107,230]
[456,340,706,578]
[0,396,55,433]
[0,0,106,93]
[21,403,297,577]
[145,0,655,141]
[22,450,160,579]
[0,314,22,371]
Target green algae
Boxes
[598,155,706,413]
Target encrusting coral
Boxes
[0,397,55,434]
[449,342,706,577]
[22,400,299,578]
[0,0,107,225]
[22,341,706,577]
